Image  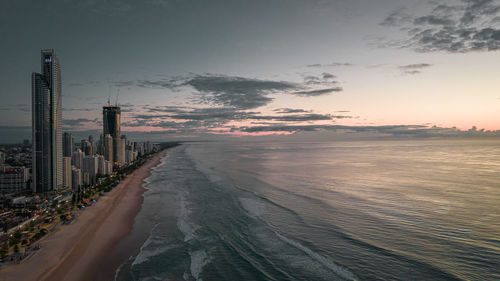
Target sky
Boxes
[0,0,499,142]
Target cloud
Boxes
[236,124,426,133]
[127,104,353,131]
[250,113,341,122]
[291,87,343,96]
[63,107,96,112]
[399,63,433,74]
[186,75,296,110]
[306,62,354,67]
[63,118,98,127]
[235,123,500,138]
[116,73,344,109]
[274,108,312,114]
[381,0,500,52]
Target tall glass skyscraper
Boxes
[103,105,121,164]
[63,132,74,157]
[32,49,63,193]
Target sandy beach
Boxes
[0,149,168,281]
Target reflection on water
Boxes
[118,139,500,281]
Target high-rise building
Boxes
[72,148,84,170]
[103,105,120,164]
[117,136,126,165]
[63,156,72,189]
[72,167,82,190]
[81,139,94,156]
[97,155,111,176]
[32,49,63,193]
[63,132,74,157]
[103,134,113,163]
[89,136,97,156]
[83,155,98,184]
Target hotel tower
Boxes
[103,104,121,165]
[32,49,63,193]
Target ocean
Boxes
[114,139,500,281]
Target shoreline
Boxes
[0,149,169,281]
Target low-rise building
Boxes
[0,166,29,195]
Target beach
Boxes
[0,149,168,281]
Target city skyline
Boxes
[0,0,499,143]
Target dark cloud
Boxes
[399,63,433,74]
[186,75,295,110]
[63,118,98,127]
[306,62,354,67]
[236,124,425,133]
[250,113,338,122]
[273,108,312,114]
[382,0,500,52]
[291,87,343,96]
[67,81,101,87]
[235,124,500,138]
[117,73,344,110]
[294,73,343,96]
[63,108,96,112]
[127,105,352,131]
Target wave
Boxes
[275,232,358,281]
[132,223,175,266]
[178,191,200,242]
[189,250,211,281]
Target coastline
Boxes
[0,148,169,281]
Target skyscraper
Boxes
[32,49,63,193]
[118,135,126,165]
[72,148,84,170]
[103,105,121,165]
[72,167,82,190]
[103,134,113,163]
[63,132,74,157]
[63,156,72,189]
[83,155,98,184]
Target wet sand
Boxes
[0,149,168,281]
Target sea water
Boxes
[115,140,500,281]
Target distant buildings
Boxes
[32,49,63,193]
[63,157,72,189]
[0,151,4,169]
[103,134,113,163]
[97,155,112,176]
[0,166,29,194]
[118,136,126,165]
[72,148,84,170]
[72,167,82,189]
[83,155,98,184]
[63,132,74,157]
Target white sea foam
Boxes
[275,232,358,281]
[190,250,211,281]
[239,197,266,217]
[132,223,175,267]
[132,242,177,266]
[177,192,200,242]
